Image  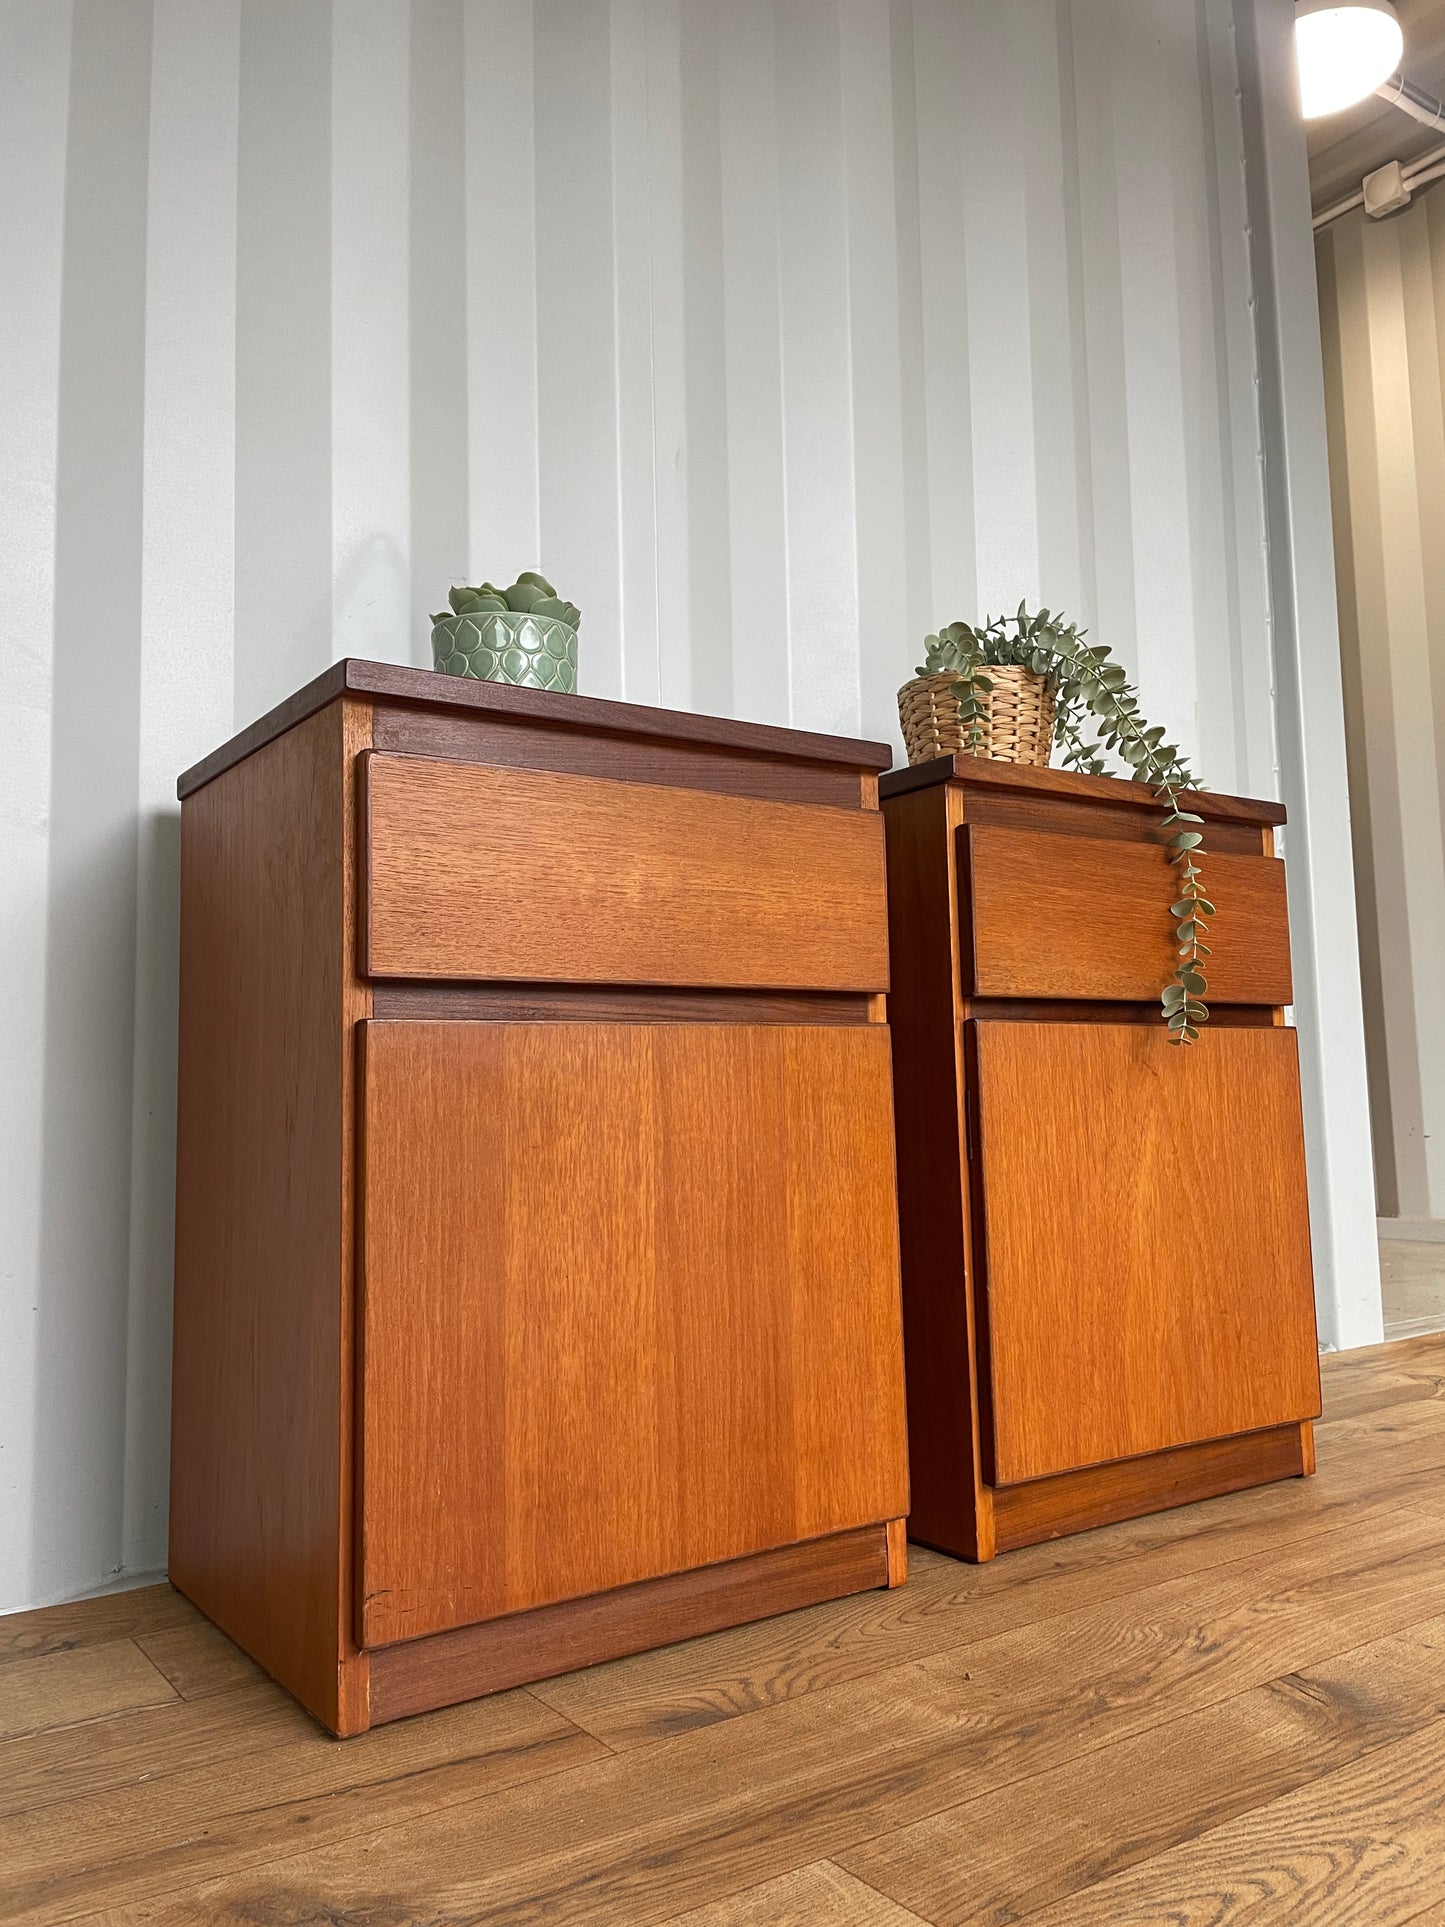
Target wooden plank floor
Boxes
[4,1335,1445,1924]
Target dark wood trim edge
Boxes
[180,659,892,799]
[964,999,1281,1027]
[178,661,350,800]
[369,985,877,1025]
[366,1524,891,1728]
[989,1422,1312,1556]
[879,753,1288,826]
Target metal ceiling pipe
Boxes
[1313,78,1445,228]
[1313,188,1366,228]
[1375,71,1445,128]
[1312,134,1445,228]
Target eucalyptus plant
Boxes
[433,571,580,631]
[921,605,1210,1043]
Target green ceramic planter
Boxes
[431,610,578,693]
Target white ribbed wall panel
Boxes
[0,0,1374,1610]
[1319,191,1445,1230]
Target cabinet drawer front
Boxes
[964,825,1292,1005]
[363,752,888,991]
[357,1019,909,1648]
[972,1020,1320,1486]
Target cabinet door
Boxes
[971,1021,1320,1486]
[357,1020,908,1648]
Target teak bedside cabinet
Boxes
[170,660,909,1736]
[880,754,1321,1562]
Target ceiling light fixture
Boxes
[1295,0,1404,119]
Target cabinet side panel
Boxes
[170,702,353,1729]
[882,787,983,1555]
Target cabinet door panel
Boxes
[972,1021,1320,1486]
[357,1020,908,1648]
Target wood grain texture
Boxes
[6,1339,1445,1925]
[0,1584,196,1663]
[885,770,1315,1561]
[173,685,897,1735]
[0,1676,601,1924]
[885,1518,908,1586]
[169,700,368,1735]
[0,1681,306,1824]
[347,662,892,768]
[966,996,1278,1028]
[179,657,890,799]
[370,982,875,1026]
[959,786,1271,855]
[840,1613,1445,1925]
[878,751,1287,825]
[371,704,868,809]
[363,752,888,991]
[525,1469,1445,1757]
[132,1621,266,1702]
[357,1020,908,1646]
[973,1021,1321,1483]
[991,1423,1310,1552]
[368,1529,891,1725]
[879,784,988,1558]
[963,824,1293,1004]
[335,700,373,1735]
[665,1861,928,1925]
[69,1496,1445,1926]
[1013,1695,1445,1926]
[0,1641,176,1743]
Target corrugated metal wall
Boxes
[1318,189,1445,1230]
[0,0,1360,1611]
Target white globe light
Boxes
[1295,1,1404,118]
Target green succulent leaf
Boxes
[442,571,579,631]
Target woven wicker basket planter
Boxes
[898,665,1056,768]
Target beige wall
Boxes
[1318,191,1445,1227]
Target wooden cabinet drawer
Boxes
[962,824,1292,1005]
[970,1020,1320,1486]
[362,752,888,991]
[356,1019,909,1648]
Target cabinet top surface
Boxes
[177,658,893,800]
[877,753,1287,827]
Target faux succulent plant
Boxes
[432,571,581,632]
[922,605,1211,1044]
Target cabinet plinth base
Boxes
[362,1522,898,1732]
[914,1423,1314,1565]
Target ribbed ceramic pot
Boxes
[431,611,578,693]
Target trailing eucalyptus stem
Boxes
[920,605,1210,1042]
